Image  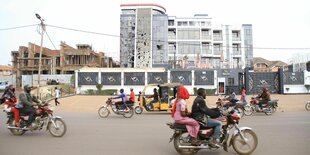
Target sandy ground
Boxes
[39,94,310,113]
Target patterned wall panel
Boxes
[101,72,121,85]
[78,72,98,85]
[124,72,145,85]
[194,70,214,85]
[283,72,304,85]
[136,8,152,67]
[147,72,167,84]
[170,71,192,85]
[247,72,279,94]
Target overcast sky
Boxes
[1,0,310,65]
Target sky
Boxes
[1,0,310,65]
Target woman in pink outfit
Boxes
[172,86,200,145]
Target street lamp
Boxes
[35,13,45,97]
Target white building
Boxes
[167,14,253,69]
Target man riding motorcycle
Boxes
[18,85,40,129]
[191,88,222,147]
[257,87,271,110]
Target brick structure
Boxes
[11,42,118,87]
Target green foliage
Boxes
[193,87,198,95]
[70,75,75,86]
[96,84,103,94]
[86,89,95,95]
[206,89,216,96]
[85,89,117,95]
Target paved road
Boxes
[0,110,309,155]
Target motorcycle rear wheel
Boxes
[244,105,254,116]
[264,107,273,115]
[8,119,25,136]
[123,107,134,118]
[232,129,258,155]
[48,118,67,137]
[98,106,110,118]
[174,132,200,155]
[305,101,310,111]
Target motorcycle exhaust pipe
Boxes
[7,126,21,129]
[178,145,210,149]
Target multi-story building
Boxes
[11,42,117,87]
[168,15,253,69]
[120,3,168,68]
[120,3,253,69]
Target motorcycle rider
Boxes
[147,88,159,110]
[113,88,129,111]
[224,89,239,108]
[257,87,271,110]
[2,84,20,127]
[171,86,200,145]
[191,88,222,147]
[18,85,40,129]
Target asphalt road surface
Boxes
[0,110,309,155]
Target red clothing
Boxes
[129,91,135,102]
[4,97,20,126]
[171,86,190,117]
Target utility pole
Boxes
[35,13,45,97]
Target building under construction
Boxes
[11,42,118,87]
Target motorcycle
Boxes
[245,97,279,116]
[167,110,258,155]
[306,101,310,111]
[5,102,67,137]
[98,98,134,118]
[216,98,245,118]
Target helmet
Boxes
[24,84,32,93]
[8,84,15,93]
[120,88,124,93]
[262,87,268,92]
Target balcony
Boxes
[232,37,241,41]
[201,35,212,40]
[233,50,241,55]
[213,36,222,41]
[213,50,222,55]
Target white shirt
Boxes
[55,89,61,98]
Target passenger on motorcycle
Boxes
[113,89,129,111]
[18,85,40,129]
[126,88,135,105]
[257,87,271,110]
[223,89,239,108]
[2,84,20,127]
[191,88,222,147]
[171,86,200,145]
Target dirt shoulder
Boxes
[49,94,310,113]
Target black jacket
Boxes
[19,92,39,108]
[191,96,220,122]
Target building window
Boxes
[168,20,174,26]
[228,78,234,86]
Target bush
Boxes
[86,89,95,95]
[96,84,103,95]
[206,89,216,96]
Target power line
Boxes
[46,24,310,50]
[0,24,38,31]
[45,31,57,50]
[47,24,120,38]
